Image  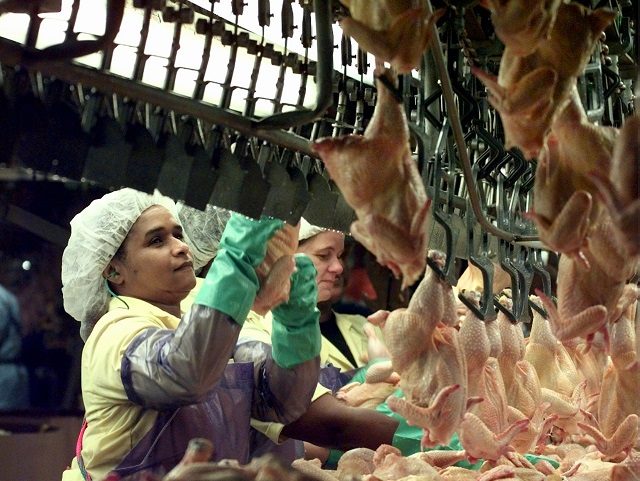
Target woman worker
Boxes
[302,222,386,373]
[60,188,322,481]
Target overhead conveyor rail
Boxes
[0,0,636,306]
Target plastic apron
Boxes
[87,362,299,480]
[317,365,355,393]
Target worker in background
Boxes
[60,188,322,481]
[0,282,30,410]
[301,220,386,373]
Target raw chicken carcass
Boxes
[336,447,376,480]
[496,305,536,414]
[312,69,431,289]
[368,251,455,376]
[458,412,529,462]
[523,301,581,396]
[370,449,440,480]
[480,0,562,56]
[372,253,471,447]
[508,402,557,455]
[608,305,637,372]
[529,88,619,262]
[549,88,618,181]
[253,222,299,315]
[471,65,557,160]
[439,466,479,481]
[399,323,466,407]
[291,458,340,481]
[412,450,466,469]
[255,222,299,279]
[252,255,295,316]
[336,380,396,409]
[595,304,640,445]
[458,299,491,396]
[538,217,639,343]
[474,3,615,159]
[470,358,511,435]
[338,0,442,73]
[387,384,466,448]
[529,136,594,265]
[164,438,214,481]
[590,114,640,257]
[475,465,546,481]
[164,449,316,481]
[407,251,459,328]
[386,326,472,447]
[578,413,638,460]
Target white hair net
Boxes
[176,202,230,271]
[62,188,190,341]
[298,218,326,242]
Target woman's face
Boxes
[109,205,196,308]
[297,231,345,303]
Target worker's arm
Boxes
[120,214,286,410]
[281,393,399,452]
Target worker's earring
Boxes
[106,270,119,279]
[104,269,129,309]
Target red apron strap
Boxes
[76,419,92,481]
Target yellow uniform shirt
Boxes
[63,297,181,481]
[323,312,383,371]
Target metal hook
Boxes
[529,249,552,298]
[529,297,548,320]
[458,291,486,320]
[429,119,459,285]
[511,244,533,324]
[463,187,498,321]
[465,123,505,183]
[494,294,517,323]
[253,0,333,129]
[502,149,528,189]
[496,174,527,322]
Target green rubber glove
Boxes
[271,254,321,369]
[323,449,344,469]
[195,213,284,325]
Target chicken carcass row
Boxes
[473,3,615,159]
[312,68,431,290]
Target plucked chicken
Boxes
[312,68,431,290]
[337,0,442,74]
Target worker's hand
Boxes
[271,254,321,368]
[195,214,284,325]
[216,213,285,268]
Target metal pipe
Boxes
[3,202,70,247]
[424,1,539,243]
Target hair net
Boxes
[176,202,230,270]
[62,188,190,341]
[298,218,326,242]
